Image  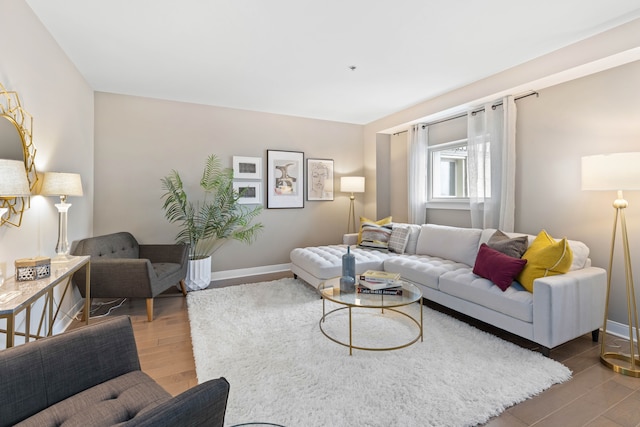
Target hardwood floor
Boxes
[72,274,640,426]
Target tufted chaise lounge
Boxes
[71,232,189,321]
[0,316,229,427]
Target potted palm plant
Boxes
[161,154,264,291]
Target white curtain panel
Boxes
[407,124,428,224]
[467,96,516,231]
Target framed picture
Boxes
[233,181,262,205]
[267,150,304,209]
[233,156,262,179]
[307,158,334,201]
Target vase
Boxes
[340,246,356,292]
[184,255,212,291]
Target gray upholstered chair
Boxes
[0,316,229,427]
[71,231,189,321]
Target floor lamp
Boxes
[340,176,365,234]
[39,172,84,262]
[582,152,640,377]
[0,159,31,227]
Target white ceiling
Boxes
[26,0,640,124]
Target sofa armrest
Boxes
[532,266,607,349]
[125,377,230,427]
[343,233,358,245]
[73,258,157,298]
[139,244,189,265]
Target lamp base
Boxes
[601,352,640,378]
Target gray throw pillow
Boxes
[388,225,411,254]
[487,230,528,259]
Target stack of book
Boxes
[357,270,403,295]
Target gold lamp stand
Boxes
[346,192,356,234]
[600,190,640,377]
[340,176,365,234]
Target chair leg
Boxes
[179,279,187,296]
[146,298,154,322]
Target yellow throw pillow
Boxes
[517,230,573,292]
[357,216,392,244]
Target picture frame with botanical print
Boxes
[267,150,304,209]
[233,156,262,180]
[233,181,262,205]
[307,158,334,201]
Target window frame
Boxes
[426,138,470,210]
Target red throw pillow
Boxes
[473,243,528,291]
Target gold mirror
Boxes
[0,83,37,227]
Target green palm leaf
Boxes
[161,154,264,259]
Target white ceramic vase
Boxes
[184,256,212,291]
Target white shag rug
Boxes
[187,278,571,427]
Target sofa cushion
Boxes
[289,245,393,280]
[415,224,482,267]
[15,371,170,427]
[383,255,470,290]
[517,230,573,292]
[439,269,534,323]
[388,225,411,254]
[473,244,528,291]
[357,216,392,244]
[486,230,528,259]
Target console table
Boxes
[0,255,90,348]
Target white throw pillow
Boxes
[388,225,411,254]
[394,223,422,255]
[415,224,483,267]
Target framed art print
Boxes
[233,181,262,205]
[307,158,334,201]
[267,150,304,208]
[233,156,262,180]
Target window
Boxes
[428,139,468,201]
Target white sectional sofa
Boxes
[290,223,607,355]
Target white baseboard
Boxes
[605,319,639,343]
[54,298,85,335]
[210,263,292,281]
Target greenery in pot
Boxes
[161,154,264,260]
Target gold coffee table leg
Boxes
[349,306,353,356]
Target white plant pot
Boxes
[185,256,212,291]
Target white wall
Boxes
[515,60,640,325]
[93,92,364,273]
[0,0,94,340]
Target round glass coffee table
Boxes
[318,276,423,355]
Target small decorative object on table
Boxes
[15,257,51,281]
[340,246,356,292]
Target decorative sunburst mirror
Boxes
[0,82,37,227]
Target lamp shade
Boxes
[40,172,84,197]
[341,176,365,193]
[0,159,30,197]
[582,152,640,191]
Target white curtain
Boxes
[407,124,428,224]
[467,96,516,231]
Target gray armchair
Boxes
[0,316,229,427]
[72,232,189,321]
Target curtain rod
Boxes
[392,91,538,135]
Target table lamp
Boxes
[0,159,31,227]
[341,176,365,234]
[582,152,640,377]
[39,172,83,261]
